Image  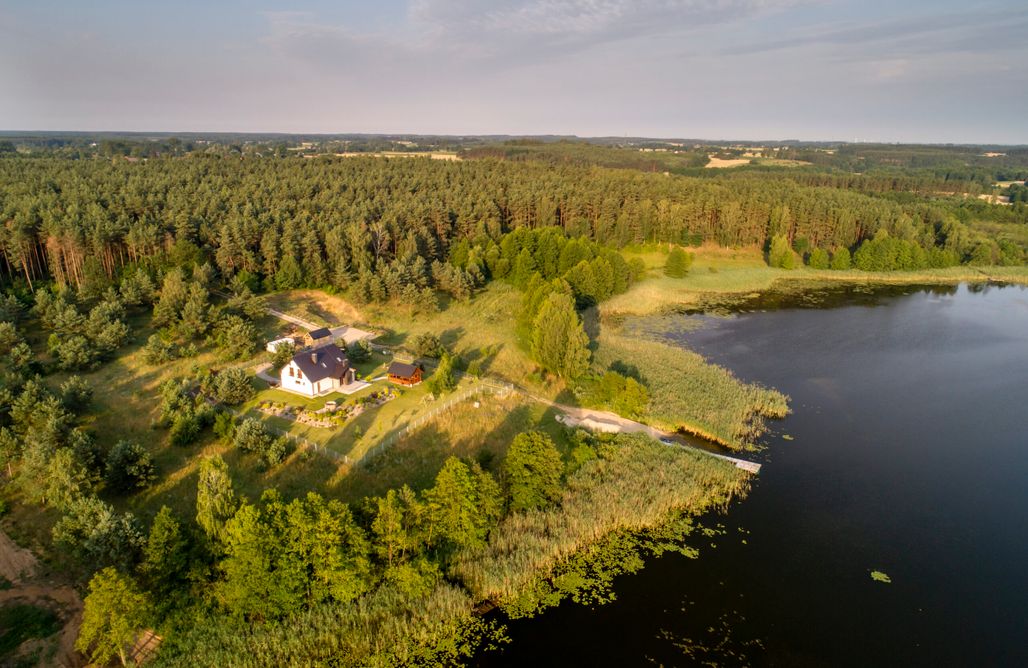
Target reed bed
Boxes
[593,329,789,449]
[451,435,749,607]
[151,582,494,668]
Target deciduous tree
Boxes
[503,432,563,512]
[77,568,151,667]
[196,455,237,545]
[530,292,590,380]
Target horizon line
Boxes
[1,129,1026,148]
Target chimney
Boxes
[310,352,318,364]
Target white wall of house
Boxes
[280,361,313,396]
[279,360,344,397]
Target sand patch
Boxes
[0,529,38,583]
[0,529,84,667]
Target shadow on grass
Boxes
[462,343,503,377]
[440,326,465,350]
[330,422,451,501]
[581,306,601,343]
[608,360,643,381]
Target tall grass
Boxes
[451,434,749,608]
[151,582,500,668]
[593,327,788,449]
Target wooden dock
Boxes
[705,451,762,474]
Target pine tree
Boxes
[274,253,304,290]
[664,246,693,278]
[152,268,188,327]
[425,458,492,551]
[177,281,211,339]
[217,501,297,619]
[104,441,156,493]
[139,506,190,598]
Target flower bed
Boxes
[255,388,398,430]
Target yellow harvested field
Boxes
[332,151,461,160]
[705,156,810,168]
[705,156,751,168]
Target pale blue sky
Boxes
[2,0,1026,142]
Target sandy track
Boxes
[0,529,38,583]
[1,529,84,667]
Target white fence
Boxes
[256,420,350,465]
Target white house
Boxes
[280,343,357,397]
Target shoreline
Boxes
[597,261,1028,451]
[603,253,1028,318]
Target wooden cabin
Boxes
[387,361,423,386]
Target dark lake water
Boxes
[478,283,1028,667]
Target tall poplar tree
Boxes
[196,455,237,545]
[530,292,590,380]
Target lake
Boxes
[479,283,1028,667]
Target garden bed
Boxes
[256,387,400,429]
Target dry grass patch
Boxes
[265,289,365,328]
[333,393,566,502]
[704,157,752,168]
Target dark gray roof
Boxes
[388,361,421,378]
[308,327,331,340]
[293,343,350,382]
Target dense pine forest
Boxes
[2,145,1025,298]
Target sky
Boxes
[1,0,1026,143]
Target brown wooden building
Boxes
[387,361,423,386]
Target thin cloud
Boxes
[409,0,809,51]
[725,6,1028,56]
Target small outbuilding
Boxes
[304,327,332,348]
[266,337,296,353]
[387,361,423,386]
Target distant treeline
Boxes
[461,140,710,172]
[0,155,1024,295]
[773,144,1028,186]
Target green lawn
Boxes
[266,284,566,399]
[240,374,472,460]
